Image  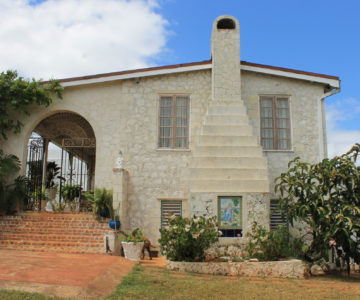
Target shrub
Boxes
[119,228,145,243]
[159,215,220,262]
[245,222,305,261]
[84,188,113,219]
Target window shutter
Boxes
[161,200,182,227]
[270,199,287,231]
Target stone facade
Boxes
[2,15,339,246]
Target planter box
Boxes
[122,241,144,261]
[167,259,310,279]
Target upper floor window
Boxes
[260,96,291,150]
[158,95,189,149]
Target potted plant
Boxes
[119,228,145,261]
[45,162,60,205]
[31,187,48,211]
[61,184,81,212]
[84,188,121,229]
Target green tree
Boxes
[275,144,360,273]
[0,70,63,212]
[0,149,29,212]
[0,70,62,140]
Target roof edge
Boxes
[44,59,339,87]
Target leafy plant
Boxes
[245,222,305,261]
[275,144,360,273]
[0,150,30,213]
[46,161,60,188]
[84,188,113,219]
[0,70,62,140]
[159,215,220,262]
[61,184,81,203]
[119,228,145,243]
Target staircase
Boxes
[0,211,110,254]
[190,100,270,193]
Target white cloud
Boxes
[326,97,360,158]
[0,0,168,79]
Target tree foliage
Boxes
[0,70,63,140]
[275,144,360,270]
[0,149,29,212]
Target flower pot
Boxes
[109,220,121,230]
[121,241,144,261]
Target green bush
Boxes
[245,222,305,261]
[119,228,145,243]
[159,215,220,262]
[84,188,113,219]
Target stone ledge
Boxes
[167,259,310,279]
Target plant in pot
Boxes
[45,162,60,211]
[31,187,48,211]
[119,228,145,261]
[61,184,81,212]
[84,188,120,230]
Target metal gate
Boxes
[26,136,95,210]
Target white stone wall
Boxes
[2,68,327,244]
[242,71,326,197]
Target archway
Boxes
[25,111,96,210]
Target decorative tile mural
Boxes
[218,197,242,228]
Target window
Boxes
[260,96,291,150]
[270,199,288,231]
[158,95,189,149]
[161,200,182,227]
[218,196,242,237]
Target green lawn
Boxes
[1,264,360,300]
[106,264,360,300]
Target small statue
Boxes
[115,151,123,169]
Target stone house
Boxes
[2,15,340,246]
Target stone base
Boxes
[104,231,122,256]
[167,259,310,279]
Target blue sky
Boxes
[0,0,359,157]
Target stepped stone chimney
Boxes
[190,15,271,235]
[211,16,241,102]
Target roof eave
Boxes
[56,60,340,89]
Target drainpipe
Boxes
[319,85,341,159]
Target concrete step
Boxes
[0,226,110,235]
[194,145,263,158]
[0,232,104,242]
[190,179,270,193]
[208,105,247,115]
[190,168,268,180]
[204,115,250,125]
[5,212,100,220]
[0,241,104,254]
[0,220,109,229]
[198,135,259,146]
[201,125,254,136]
[191,157,268,169]
[209,100,245,106]
[0,212,110,255]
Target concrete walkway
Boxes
[0,250,137,298]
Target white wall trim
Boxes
[60,62,340,89]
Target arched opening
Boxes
[217,18,236,30]
[25,112,96,211]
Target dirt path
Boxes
[0,250,136,298]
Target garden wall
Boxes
[167,259,309,279]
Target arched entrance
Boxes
[25,112,96,210]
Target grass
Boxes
[1,265,360,300]
[105,264,360,300]
[0,289,63,300]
